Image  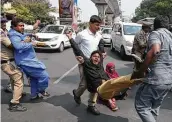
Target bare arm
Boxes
[139,44,160,73]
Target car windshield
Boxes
[40,26,64,34]
[123,25,141,35]
[102,29,112,34]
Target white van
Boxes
[111,22,142,59]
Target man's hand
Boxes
[33,20,41,30]
[131,71,145,79]
[76,56,84,64]
[24,36,32,43]
[36,20,41,25]
[102,52,107,59]
[66,31,73,40]
[31,41,37,46]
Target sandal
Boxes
[40,91,50,97]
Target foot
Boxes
[22,92,27,97]
[73,89,81,104]
[87,106,100,115]
[40,91,50,97]
[30,95,43,101]
[111,106,119,111]
[9,102,27,112]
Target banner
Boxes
[72,0,78,31]
[59,0,74,18]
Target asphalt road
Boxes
[1,47,172,122]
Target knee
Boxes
[40,71,49,81]
[13,70,23,82]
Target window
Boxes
[123,25,141,35]
[40,26,64,34]
[102,28,112,34]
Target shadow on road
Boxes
[45,93,129,122]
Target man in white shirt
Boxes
[72,15,106,115]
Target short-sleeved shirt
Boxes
[132,30,148,59]
[0,29,14,60]
[74,28,102,58]
[144,28,172,85]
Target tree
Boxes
[11,0,56,24]
[133,0,172,22]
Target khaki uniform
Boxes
[1,29,23,104]
[132,30,148,71]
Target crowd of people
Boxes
[1,9,172,122]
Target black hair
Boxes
[90,50,102,57]
[11,18,23,27]
[6,14,16,20]
[142,25,151,30]
[154,15,169,30]
[89,15,102,23]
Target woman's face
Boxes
[109,66,115,73]
[91,53,100,65]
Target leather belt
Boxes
[1,60,10,64]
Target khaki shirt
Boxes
[0,29,14,61]
[132,30,148,59]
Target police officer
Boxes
[132,21,152,71]
[1,17,27,112]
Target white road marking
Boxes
[53,64,78,84]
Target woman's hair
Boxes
[154,15,169,30]
[90,50,102,57]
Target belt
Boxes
[1,60,10,64]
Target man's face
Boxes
[15,22,24,33]
[91,53,101,65]
[1,22,6,30]
[143,26,151,33]
[89,22,101,33]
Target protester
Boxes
[71,15,106,107]
[133,15,172,122]
[1,17,27,112]
[8,18,50,100]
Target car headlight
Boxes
[126,41,133,47]
[50,36,59,42]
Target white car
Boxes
[35,25,76,52]
[111,22,142,59]
[101,27,112,45]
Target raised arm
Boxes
[69,38,87,60]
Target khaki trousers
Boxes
[75,64,98,106]
[1,62,23,103]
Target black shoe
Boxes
[72,89,81,104]
[22,92,27,97]
[87,106,100,115]
[4,86,13,93]
[9,103,27,112]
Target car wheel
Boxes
[58,42,64,52]
[110,40,115,52]
[120,46,126,60]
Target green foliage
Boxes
[11,0,56,24]
[134,0,172,22]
